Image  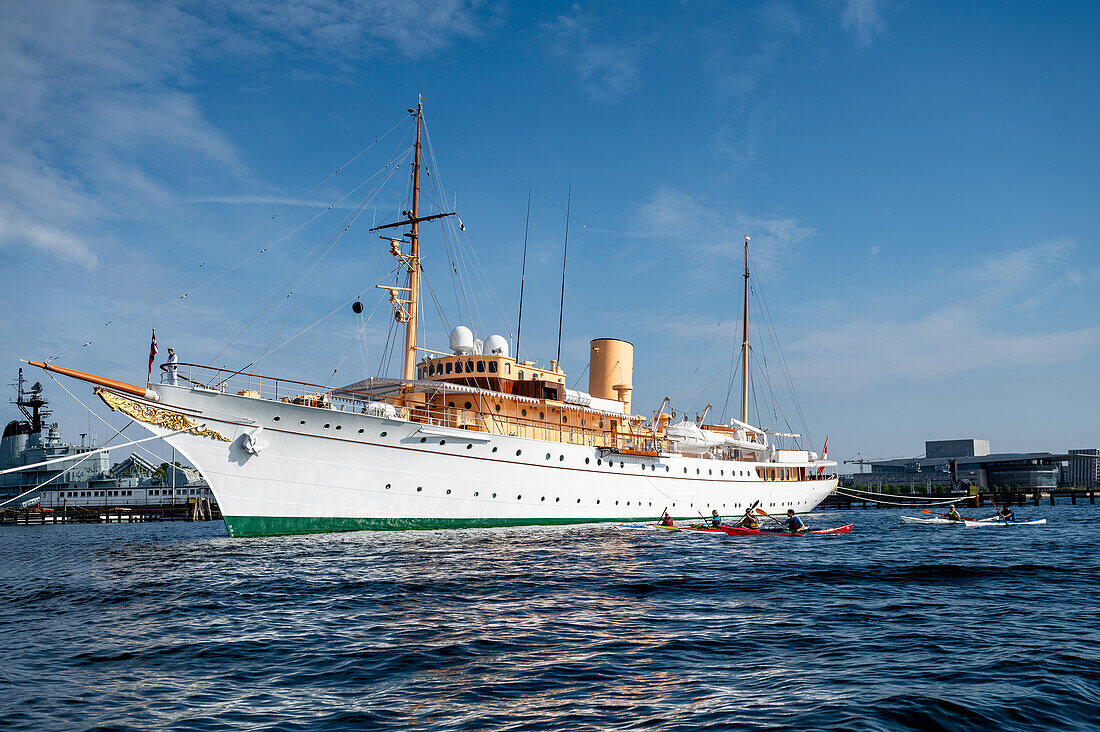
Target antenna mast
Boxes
[556,183,571,365]
[516,190,531,362]
[741,234,750,424]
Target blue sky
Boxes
[1,0,1098,467]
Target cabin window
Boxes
[518,370,524,380]
[446,362,453,374]
[539,412,545,419]
[489,362,498,373]
[465,361,474,373]
[562,416,568,424]
[428,364,435,376]
[477,361,486,373]
[495,404,501,412]
[521,409,527,417]
[448,401,455,408]
[464,401,472,410]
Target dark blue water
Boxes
[2,506,1098,731]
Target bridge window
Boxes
[465,361,474,373]
[518,370,524,380]
[477,361,486,373]
[489,362,498,373]
[446,362,453,374]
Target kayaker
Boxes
[658,510,675,527]
[710,509,722,527]
[782,509,806,533]
[736,507,760,529]
[1001,506,1016,523]
[946,505,963,522]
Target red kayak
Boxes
[719,524,853,536]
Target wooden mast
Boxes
[740,234,750,424]
[403,100,423,383]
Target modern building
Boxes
[846,438,1063,491]
[1068,449,1100,488]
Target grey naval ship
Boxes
[0,369,212,511]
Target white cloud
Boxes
[839,0,890,48]
[966,238,1075,290]
[542,5,642,102]
[636,187,814,275]
[225,0,493,60]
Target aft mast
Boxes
[741,234,750,424]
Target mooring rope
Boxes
[832,488,968,508]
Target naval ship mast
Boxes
[369,99,455,385]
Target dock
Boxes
[822,488,1099,510]
[1,497,220,526]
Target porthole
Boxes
[539,412,545,419]
[417,487,422,492]
[380,431,387,437]
[697,469,700,475]
[474,491,479,497]
[464,401,472,410]
[596,500,600,504]
[559,455,564,461]
[495,404,501,412]
[599,421,604,428]
[492,492,497,498]
[522,409,527,416]
[492,447,498,453]
[448,401,455,408]
[517,495,522,500]
[324,424,330,429]
[708,469,712,475]
[576,499,581,503]
[541,497,545,501]
[620,462,624,468]
[299,420,306,426]
[649,502,652,506]
[665,466,669,472]
[597,459,602,466]
[615,501,619,505]
[439,440,446,445]
[516,450,522,456]
[420,437,427,443]
[272,416,280,422]
[683,468,688,474]
[562,416,568,424]
[446,489,452,494]
[385,484,391,490]
[466,444,473,450]
[546,453,552,460]
[555,497,560,502]
[585,458,590,464]
[358,428,364,434]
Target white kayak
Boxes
[613,523,659,531]
[900,515,994,526]
[963,518,1047,528]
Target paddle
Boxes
[755,507,793,532]
[920,508,976,521]
[656,506,670,527]
[989,497,1009,525]
[738,499,762,528]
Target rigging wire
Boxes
[47,114,412,363]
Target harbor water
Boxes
[1,506,1098,730]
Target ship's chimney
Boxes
[588,338,634,413]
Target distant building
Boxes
[1068,449,1100,488]
[847,438,1062,491]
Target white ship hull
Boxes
[125,385,837,537]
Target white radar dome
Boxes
[449,325,474,355]
[483,334,509,357]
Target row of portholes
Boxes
[377,485,779,513]
[273,416,764,481]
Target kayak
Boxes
[901,515,991,525]
[719,524,853,536]
[963,518,1047,528]
[612,522,682,531]
[681,525,729,534]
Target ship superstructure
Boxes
[26,101,837,536]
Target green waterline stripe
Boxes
[223,515,683,537]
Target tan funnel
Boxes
[589,338,634,412]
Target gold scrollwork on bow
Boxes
[94,387,230,442]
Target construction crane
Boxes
[843,453,875,474]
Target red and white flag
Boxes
[147,328,158,384]
[818,436,829,475]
